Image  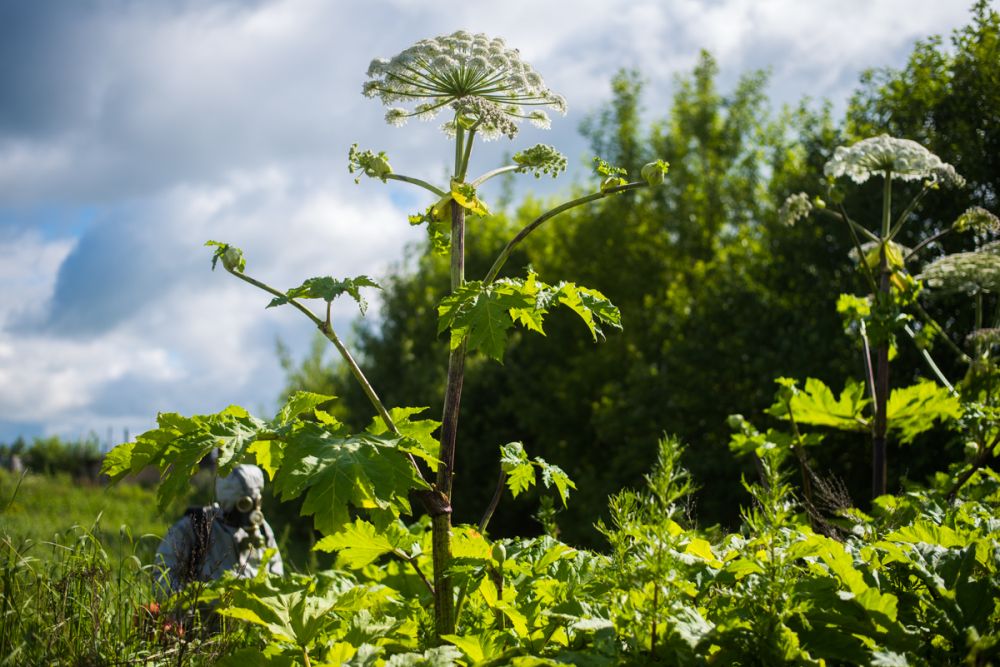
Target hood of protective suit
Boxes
[215,464,265,511]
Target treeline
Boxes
[278,3,999,545]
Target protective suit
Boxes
[155,464,284,593]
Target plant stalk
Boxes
[431,199,467,638]
[872,174,892,498]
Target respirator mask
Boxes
[235,493,265,549]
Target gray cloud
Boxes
[0,0,977,442]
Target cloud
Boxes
[0,0,976,442]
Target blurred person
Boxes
[155,463,283,594]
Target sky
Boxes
[0,0,978,446]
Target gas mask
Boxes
[229,493,265,548]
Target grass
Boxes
[0,470,253,664]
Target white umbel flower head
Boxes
[920,250,1000,295]
[363,31,566,134]
[824,134,965,187]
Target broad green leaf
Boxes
[684,538,716,562]
[272,423,427,535]
[500,442,535,498]
[366,406,441,466]
[555,283,622,341]
[438,273,621,362]
[438,280,533,361]
[273,391,336,429]
[216,648,296,667]
[100,406,269,512]
[886,380,961,443]
[441,633,503,663]
[384,647,464,667]
[268,276,381,315]
[767,377,869,431]
[882,521,965,548]
[536,457,576,507]
[313,519,417,569]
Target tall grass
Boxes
[0,471,253,664]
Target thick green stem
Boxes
[471,165,519,188]
[484,181,646,284]
[431,200,467,638]
[385,173,447,197]
[872,174,892,498]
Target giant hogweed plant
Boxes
[779,136,1000,499]
[101,30,667,645]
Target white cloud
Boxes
[0,0,977,441]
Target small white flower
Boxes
[385,108,408,127]
[778,192,812,227]
[824,134,965,187]
[528,111,551,130]
[363,30,567,134]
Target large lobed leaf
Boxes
[100,405,269,513]
[101,392,429,533]
[885,380,962,444]
[271,423,428,535]
[438,271,621,362]
[268,275,381,315]
[766,377,869,431]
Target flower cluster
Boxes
[823,135,965,187]
[778,192,813,227]
[363,31,566,133]
[920,249,1000,295]
[512,144,567,179]
[953,206,1000,235]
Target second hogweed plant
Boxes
[101,29,668,640]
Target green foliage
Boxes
[499,442,576,507]
[101,392,430,534]
[437,272,621,362]
[764,376,961,445]
[267,276,382,315]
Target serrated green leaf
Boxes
[366,407,441,467]
[500,442,535,498]
[437,281,532,361]
[384,647,464,667]
[438,273,621,362]
[268,276,381,315]
[886,380,961,443]
[556,283,622,341]
[313,519,416,568]
[273,391,336,429]
[100,407,268,512]
[536,457,576,507]
[768,377,870,431]
[441,633,502,663]
[272,424,427,535]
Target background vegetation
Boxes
[1,3,998,663]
